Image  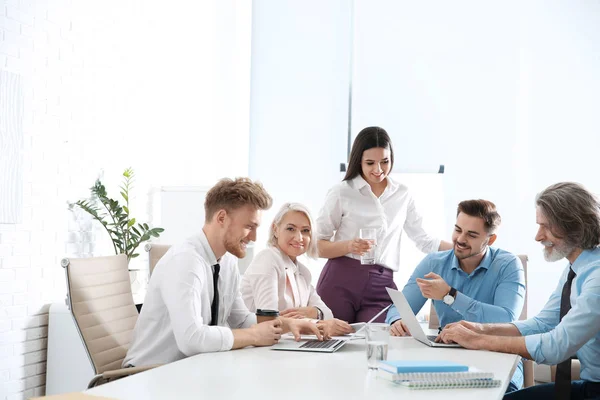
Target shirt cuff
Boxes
[450,291,471,315]
[385,306,400,325]
[431,238,442,253]
[216,326,235,351]
[523,334,542,362]
[512,320,535,336]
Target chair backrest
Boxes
[145,243,171,276]
[62,254,138,374]
[428,254,528,329]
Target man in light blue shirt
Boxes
[385,199,526,391]
[440,182,600,400]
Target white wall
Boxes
[0,1,251,398]
[248,0,352,275]
[351,0,600,316]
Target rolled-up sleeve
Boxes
[403,196,440,254]
[519,276,600,365]
[513,278,563,337]
[161,254,235,353]
[450,258,525,323]
[316,187,342,241]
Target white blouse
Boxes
[241,246,334,320]
[316,175,440,272]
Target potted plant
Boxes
[70,168,164,262]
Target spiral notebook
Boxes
[377,368,494,382]
[399,379,502,390]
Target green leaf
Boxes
[131,253,140,258]
[128,218,136,227]
[132,226,141,236]
[120,191,128,202]
[143,223,149,230]
[123,206,129,214]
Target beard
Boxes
[542,241,574,262]
[224,236,247,258]
[454,241,487,260]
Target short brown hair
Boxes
[457,199,501,234]
[204,177,273,222]
[536,182,600,249]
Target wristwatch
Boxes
[315,307,324,320]
[443,287,457,306]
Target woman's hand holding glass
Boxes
[347,238,374,256]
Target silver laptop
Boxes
[271,306,389,353]
[386,287,461,348]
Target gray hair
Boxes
[536,182,600,249]
[268,202,319,259]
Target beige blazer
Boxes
[241,246,333,320]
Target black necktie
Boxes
[555,267,576,400]
[210,263,220,326]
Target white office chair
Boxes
[62,254,160,388]
[145,243,171,276]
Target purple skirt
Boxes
[316,256,397,323]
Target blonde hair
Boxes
[268,203,318,259]
[204,177,272,222]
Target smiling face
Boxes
[274,211,311,262]
[535,206,575,262]
[222,205,261,258]
[361,147,391,186]
[452,212,495,260]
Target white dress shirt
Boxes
[317,175,440,272]
[123,230,256,367]
[240,246,334,320]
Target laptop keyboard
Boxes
[299,339,342,349]
[427,335,439,342]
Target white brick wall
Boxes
[0,1,251,398]
[0,1,122,397]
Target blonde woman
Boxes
[241,203,353,336]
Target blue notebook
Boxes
[378,360,469,374]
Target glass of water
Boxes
[365,323,390,369]
[359,228,377,265]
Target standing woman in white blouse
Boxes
[316,126,452,323]
[241,203,353,336]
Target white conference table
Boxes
[87,335,519,400]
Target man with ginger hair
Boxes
[124,177,322,367]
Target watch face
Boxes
[443,294,454,305]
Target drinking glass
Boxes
[359,228,377,265]
[365,323,390,369]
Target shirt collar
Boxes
[451,247,492,273]
[351,175,370,190]
[274,246,299,274]
[570,248,600,274]
[197,229,219,266]
[351,174,398,192]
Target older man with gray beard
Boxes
[438,182,600,400]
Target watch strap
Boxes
[449,287,457,298]
[315,307,324,320]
